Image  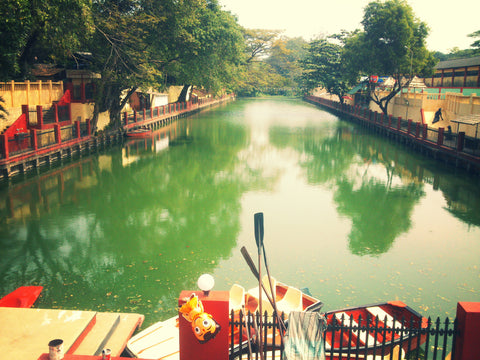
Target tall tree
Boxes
[342,0,436,114]
[88,0,160,131]
[299,37,357,102]
[0,0,93,80]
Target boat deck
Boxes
[0,307,144,359]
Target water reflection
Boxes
[0,99,479,323]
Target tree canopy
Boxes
[299,0,437,115]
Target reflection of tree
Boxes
[0,115,260,321]
[335,180,422,256]
[271,122,426,256]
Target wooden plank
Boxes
[0,307,96,358]
[72,313,120,355]
[102,313,144,357]
[72,312,144,357]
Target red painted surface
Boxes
[66,314,97,355]
[454,302,480,360]
[0,286,43,308]
[178,290,229,360]
[4,113,28,137]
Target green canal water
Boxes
[1,98,479,328]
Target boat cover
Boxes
[282,311,327,360]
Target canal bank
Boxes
[0,95,234,179]
[304,95,480,175]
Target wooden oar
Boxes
[240,246,286,333]
[254,213,265,360]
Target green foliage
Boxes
[299,37,357,101]
[0,0,94,80]
[468,30,480,51]
[339,0,436,114]
[237,29,305,97]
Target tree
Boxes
[342,0,436,115]
[299,37,357,102]
[0,0,93,80]
[468,30,480,53]
[163,0,246,101]
[87,0,161,131]
[266,37,307,93]
[244,29,282,63]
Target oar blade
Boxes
[254,212,264,251]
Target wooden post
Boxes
[2,134,9,159]
[54,123,61,144]
[397,117,402,131]
[407,119,412,135]
[437,127,444,146]
[22,105,29,126]
[31,129,38,150]
[86,119,91,136]
[37,106,43,127]
[422,124,428,139]
[75,121,81,139]
[178,291,228,360]
[415,122,421,137]
[454,302,480,360]
[54,103,59,123]
[457,132,465,152]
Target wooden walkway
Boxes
[0,307,144,359]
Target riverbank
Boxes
[304,95,480,175]
[0,95,234,179]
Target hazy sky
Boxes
[218,0,480,53]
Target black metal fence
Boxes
[229,311,457,360]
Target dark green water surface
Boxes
[1,99,479,327]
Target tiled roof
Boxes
[435,56,480,70]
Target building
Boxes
[425,56,480,88]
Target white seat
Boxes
[229,284,245,312]
[247,275,276,303]
[334,312,377,347]
[367,307,409,336]
[275,286,303,315]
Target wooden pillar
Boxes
[178,291,228,360]
[54,103,59,123]
[415,122,421,138]
[437,127,444,146]
[31,129,38,150]
[454,302,480,360]
[86,119,91,136]
[407,119,412,135]
[397,117,402,131]
[37,106,44,127]
[422,124,428,139]
[457,132,465,152]
[75,121,81,139]
[54,123,61,144]
[2,134,9,159]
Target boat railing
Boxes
[229,310,458,360]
